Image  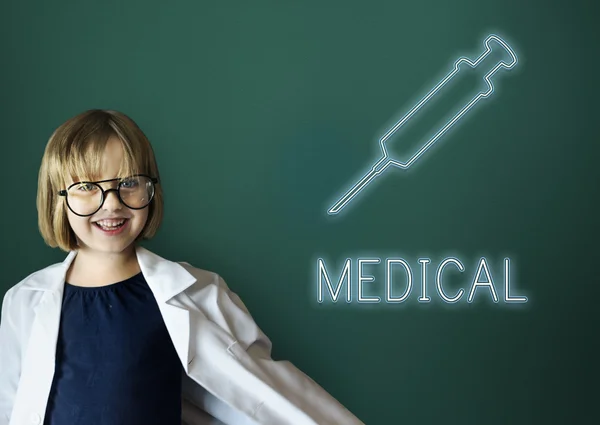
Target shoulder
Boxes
[137,245,230,291]
[174,260,266,350]
[2,262,64,306]
[176,260,232,292]
[174,260,252,314]
[1,263,64,335]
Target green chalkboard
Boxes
[1,1,597,423]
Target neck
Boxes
[67,244,141,286]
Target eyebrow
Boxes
[74,175,135,183]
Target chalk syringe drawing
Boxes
[327,34,518,215]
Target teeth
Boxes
[96,219,126,228]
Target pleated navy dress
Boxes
[43,272,183,425]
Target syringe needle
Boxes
[328,156,391,215]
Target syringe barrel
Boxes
[378,34,517,166]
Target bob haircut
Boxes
[37,109,164,252]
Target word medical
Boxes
[317,257,527,304]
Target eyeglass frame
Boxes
[58,174,159,217]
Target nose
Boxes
[102,188,123,211]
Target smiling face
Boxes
[65,137,149,256]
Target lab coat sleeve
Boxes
[214,275,364,425]
[0,288,20,425]
[181,395,227,425]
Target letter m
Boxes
[318,258,351,303]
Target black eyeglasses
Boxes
[58,174,159,217]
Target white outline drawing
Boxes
[327,34,518,215]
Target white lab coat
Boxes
[0,245,364,425]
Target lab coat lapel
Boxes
[134,245,197,373]
[28,254,72,368]
[134,247,263,423]
[10,258,70,425]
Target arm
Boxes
[0,288,21,425]
[214,275,365,425]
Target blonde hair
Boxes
[37,109,164,252]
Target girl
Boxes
[0,110,364,425]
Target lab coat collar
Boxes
[19,244,197,304]
[21,244,198,375]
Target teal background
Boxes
[1,0,597,423]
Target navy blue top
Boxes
[43,272,183,425]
